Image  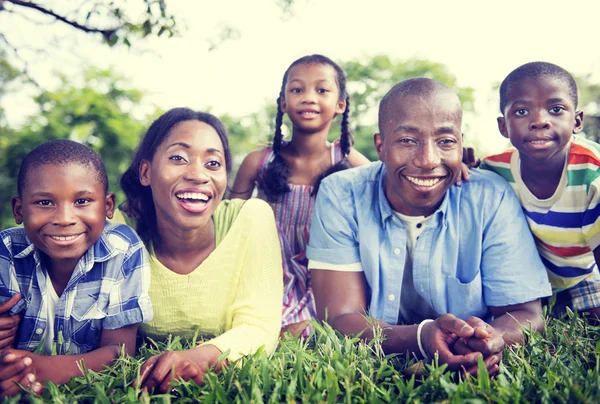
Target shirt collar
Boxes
[377,163,450,229]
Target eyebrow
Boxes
[166,142,190,150]
[288,78,334,85]
[393,125,421,135]
[206,148,224,156]
[436,126,458,135]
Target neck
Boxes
[287,124,333,158]
[520,149,567,187]
[153,217,215,262]
[43,254,77,296]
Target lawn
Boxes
[4,309,600,403]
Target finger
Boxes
[158,369,176,394]
[467,148,476,166]
[461,354,500,378]
[141,354,174,392]
[0,336,16,350]
[0,315,20,330]
[0,351,17,364]
[452,338,475,356]
[17,373,35,391]
[436,314,474,338]
[0,294,21,316]
[138,356,159,388]
[0,356,32,380]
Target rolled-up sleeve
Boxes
[306,179,361,265]
[481,185,553,307]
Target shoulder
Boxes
[481,149,515,170]
[569,136,600,168]
[455,168,516,203]
[346,147,371,167]
[0,227,31,261]
[321,161,382,192]
[97,221,145,255]
[214,198,275,233]
[241,149,268,171]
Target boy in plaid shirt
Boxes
[0,140,152,397]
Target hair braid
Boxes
[339,95,354,157]
[259,95,291,202]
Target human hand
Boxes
[455,147,480,186]
[0,294,23,350]
[138,350,206,394]
[451,316,504,377]
[0,349,43,398]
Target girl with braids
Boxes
[230,55,370,337]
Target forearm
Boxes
[329,313,420,355]
[34,344,123,385]
[491,309,544,346]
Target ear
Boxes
[573,110,584,134]
[11,196,23,225]
[335,98,347,115]
[104,192,116,219]
[139,160,151,187]
[280,97,287,113]
[497,117,509,139]
[374,133,384,161]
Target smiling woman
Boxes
[114,108,283,393]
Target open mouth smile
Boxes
[175,191,213,214]
[404,175,444,188]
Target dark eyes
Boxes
[549,106,564,114]
[75,199,90,205]
[169,155,186,162]
[36,200,52,206]
[289,88,330,94]
[35,199,90,206]
[515,109,528,117]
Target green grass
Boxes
[4,310,600,403]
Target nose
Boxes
[183,161,210,183]
[301,89,317,104]
[413,140,441,170]
[52,204,76,226]
[529,111,551,130]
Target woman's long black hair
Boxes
[120,108,232,246]
[259,54,354,203]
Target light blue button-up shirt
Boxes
[306,162,552,324]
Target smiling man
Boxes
[307,78,552,376]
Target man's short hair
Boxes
[17,139,108,196]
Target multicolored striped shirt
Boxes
[481,136,600,290]
[257,140,344,331]
[0,221,153,354]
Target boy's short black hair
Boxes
[17,139,108,197]
[499,61,578,114]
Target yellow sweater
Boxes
[113,199,283,360]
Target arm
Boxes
[0,325,137,397]
[346,148,371,167]
[0,294,22,350]
[228,150,263,199]
[311,269,484,372]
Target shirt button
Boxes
[416,223,422,229]
[393,248,401,255]
[35,328,43,335]
[388,294,396,301]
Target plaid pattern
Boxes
[550,269,600,314]
[0,221,152,354]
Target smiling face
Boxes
[498,75,583,167]
[11,163,115,273]
[375,91,463,217]
[139,120,228,234]
[281,63,346,134]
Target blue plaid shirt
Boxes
[0,221,153,354]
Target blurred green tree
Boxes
[0,67,148,229]
[578,74,600,143]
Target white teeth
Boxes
[300,111,318,115]
[405,176,442,187]
[530,139,552,144]
[176,192,209,201]
[50,235,78,241]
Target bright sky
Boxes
[3,0,600,154]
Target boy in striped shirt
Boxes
[480,62,600,321]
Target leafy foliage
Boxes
[3,312,599,402]
[0,67,148,229]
